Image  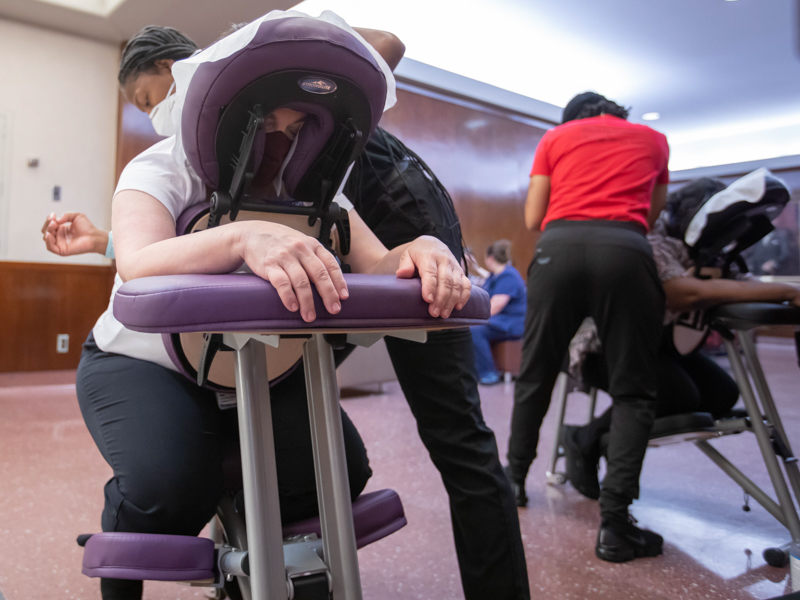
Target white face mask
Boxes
[148,82,177,137]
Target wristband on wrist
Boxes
[104,231,115,259]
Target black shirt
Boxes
[344,127,464,261]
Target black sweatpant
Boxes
[385,328,529,600]
[507,220,664,522]
[76,333,371,538]
[576,337,740,453]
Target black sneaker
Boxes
[595,516,663,563]
[562,425,600,500]
[504,465,528,507]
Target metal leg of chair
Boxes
[724,336,800,542]
[587,387,598,424]
[303,333,362,600]
[546,372,570,485]
[217,494,252,600]
[695,440,787,528]
[234,339,287,600]
[739,332,800,508]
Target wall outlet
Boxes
[53,185,61,201]
[56,334,69,354]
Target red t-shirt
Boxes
[531,115,669,230]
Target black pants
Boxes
[386,328,529,600]
[76,333,371,538]
[577,337,740,453]
[507,221,665,522]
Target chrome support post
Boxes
[723,336,800,542]
[739,332,800,507]
[234,339,287,600]
[303,333,362,600]
[546,372,570,483]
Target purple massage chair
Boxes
[79,16,490,600]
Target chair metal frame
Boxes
[546,326,800,567]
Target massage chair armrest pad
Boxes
[706,302,800,330]
[114,273,490,333]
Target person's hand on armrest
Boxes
[345,211,471,318]
[42,212,109,256]
[395,236,472,318]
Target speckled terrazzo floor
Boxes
[0,340,798,599]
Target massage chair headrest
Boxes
[667,168,790,261]
[181,16,388,198]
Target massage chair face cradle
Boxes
[81,17,491,600]
[545,169,800,567]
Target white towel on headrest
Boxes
[684,167,770,247]
[169,9,397,167]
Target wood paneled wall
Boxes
[0,262,115,372]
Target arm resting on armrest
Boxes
[663,276,800,313]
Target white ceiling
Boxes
[2,0,799,171]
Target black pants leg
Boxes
[507,241,589,482]
[584,234,664,522]
[507,222,663,524]
[77,334,371,599]
[385,328,530,600]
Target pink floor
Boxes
[0,341,798,599]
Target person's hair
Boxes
[573,98,630,121]
[486,239,512,264]
[664,178,727,239]
[118,26,198,86]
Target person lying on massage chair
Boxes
[44,19,530,600]
[49,14,530,600]
[68,13,473,600]
[562,176,800,502]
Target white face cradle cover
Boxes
[168,9,398,168]
[684,167,772,247]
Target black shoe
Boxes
[504,465,528,507]
[595,516,663,563]
[562,425,600,500]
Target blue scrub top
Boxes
[483,265,526,335]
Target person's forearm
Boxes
[93,230,110,255]
[116,222,247,282]
[665,277,800,313]
[366,240,415,274]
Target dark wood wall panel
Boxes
[380,88,547,271]
[0,262,116,372]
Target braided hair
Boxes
[118,26,198,86]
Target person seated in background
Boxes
[506,91,668,563]
[563,177,800,500]
[470,239,526,385]
[42,20,530,600]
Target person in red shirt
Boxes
[505,92,668,563]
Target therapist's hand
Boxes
[239,223,348,322]
[396,236,472,318]
[42,212,109,256]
